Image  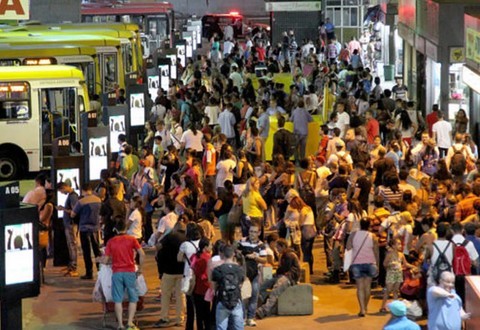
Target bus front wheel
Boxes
[0,153,20,180]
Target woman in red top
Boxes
[190,237,212,330]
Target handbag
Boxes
[343,249,353,271]
[38,230,49,249]
[228,199,243,226]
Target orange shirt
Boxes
[203,143,216,176]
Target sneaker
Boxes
[80,274,93,280]
[153,319,170,328]
[64,270,79,277]
[246,319,257,327]
[126,325,140,330]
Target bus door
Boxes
[39,86,78,165]
[98,50,119,94]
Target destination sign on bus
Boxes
[23,58,57,66]
[0,82,28,95]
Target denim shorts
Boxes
[112,272,138,303]
[350,263,378,280]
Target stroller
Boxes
[93,264,148,328]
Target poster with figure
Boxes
[89,136,108,181]
[176,44,186,67]
[166,54,177,79]
[130,93,145,127]
[184,35,193,58]
[5,223,34,285]
[159,65,170,92]
[109,115,126,152]
[57,168,81,218]
[148,75,159,103]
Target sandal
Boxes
[379,308,388,313]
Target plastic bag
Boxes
[136,274,148,296]
[404,300,423,318]
[96,264,113,302]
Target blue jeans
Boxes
[216,301,244,330]
[245,275,259,319]
[64,224,77,270]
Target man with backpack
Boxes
[451,221,479,305]
[211,245,245,330]
[446,133,476,178]
[427,222,454,286]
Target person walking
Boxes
[346,218,379,317]
[290,100,313,163]
[211,245,245,330]
[100,220,145,330]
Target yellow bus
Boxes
[0,44,97,97]
[0,33,124,95]
[0,65,90,180]
[12,24,143,82]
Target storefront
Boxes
[397,0,480,119]
[463,11,480,144]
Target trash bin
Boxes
[383,65,394,81]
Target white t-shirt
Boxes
[127,209,143,239]
[336,111,350,138]
[204,105,220,125]
[432,120,452,149]
[180,129,204,152]
[216,159,237,189]
[156,211,178,235]
[179,239,200,276]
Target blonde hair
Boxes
[242,177,259,198]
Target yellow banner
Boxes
[466,28,480,65]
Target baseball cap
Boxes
[335,139,345,148]
[388,300,407,317]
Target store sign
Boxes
[0,0,29,20]
[462,66,480,95]
[425,40,438,62]
[265,1,321,12]
[466,28,480,66]
[449,47,465,64]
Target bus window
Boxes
[101,53,118,93]
[147,17,168,39]
[0,82,30,120]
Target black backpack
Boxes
[298,172,316,206]
[217,264,242,310]
[188,101,203,124]
[432,242,452,284]
[350,140,370,165]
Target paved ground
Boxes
[20,236,404,330]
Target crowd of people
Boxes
[22,21,480,330]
